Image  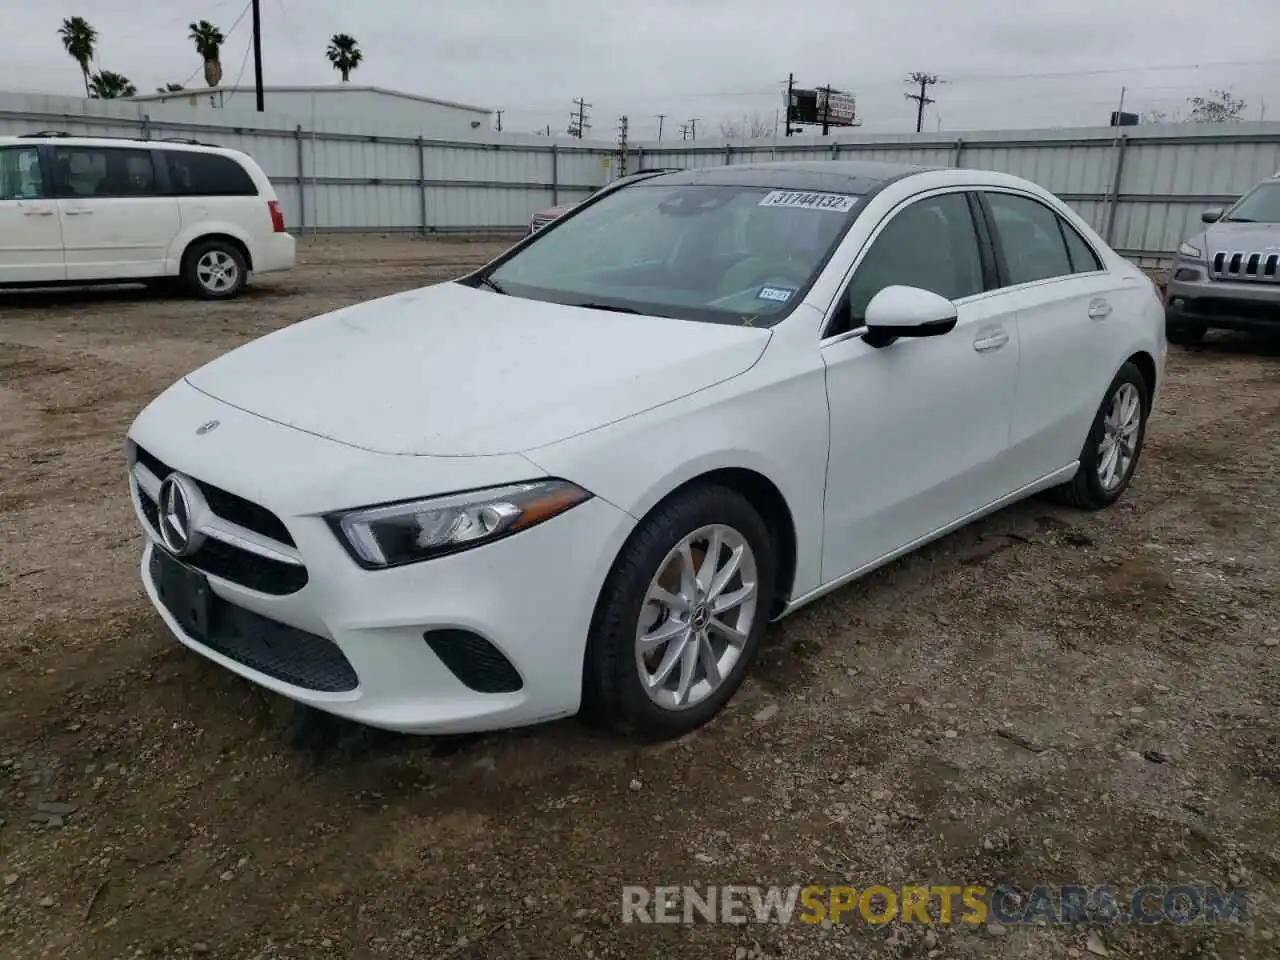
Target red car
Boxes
[528,168,682,234]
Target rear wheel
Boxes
[183,239,247,299]
[583,485,776,740]
[1053,361,1150,510]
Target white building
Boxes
[127,85,493,135]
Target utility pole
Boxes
[689,118,699,142]
[251,0,264,112]
[656,114,665,142]
[495,110,503,132]
[785,72,794,137]
[617,115,629,177]
[569,97,592,139]
[679,123,690,142]
[904,72,939,133]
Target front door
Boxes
[0,145,65,283]
[819,189,1021,582]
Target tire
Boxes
[183,239,248,299]
[582,484,777,740]
[1053,361,1150,510]
[1166,321,1206,346]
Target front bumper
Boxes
[1165,262,1280,332]
[129,381,636,734]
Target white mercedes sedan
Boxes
[126,161,1165,740]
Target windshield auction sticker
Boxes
[758,190,857,213]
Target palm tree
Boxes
[188,20,225,88]
[326,34,363,83]
[88,70,137,100]
[58,16,97,98]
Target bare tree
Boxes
[1188,89,1246,123]
[718,112,773,141]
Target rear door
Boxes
[978,190,1125,487]
[0,144,64,283]
[52,144,180,280]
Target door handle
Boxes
[63,209,94,216]
[1087,298,1112,320]
[22,209,54,217]
[973,328,1009,352]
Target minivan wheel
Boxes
[583,485,776,740]
[184,240,247,299]
[1053,361,1150,510]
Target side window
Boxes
[0,147,45,200]
[984,192,1073,285]
[840,192,984,329]
[1059,217,1103,273]
[165,151,258,196]
[51,147,156,198]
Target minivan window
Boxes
[165,151,258,196]
[0,147,45,200]
[52,146,157,197]
[486,183,860,326]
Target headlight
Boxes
[329,479,591,568]
[1179,240,1203,259]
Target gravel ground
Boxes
[1,235,1278,960]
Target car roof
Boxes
[638,159,934,194]
[0,133,235,155]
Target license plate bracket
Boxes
[153,548,212,642]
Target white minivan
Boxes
[0,133,295,298]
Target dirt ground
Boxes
[1,235,1278,960]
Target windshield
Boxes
[486,183,860,325]
[1224,182,1280,223]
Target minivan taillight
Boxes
[268,200,286,233]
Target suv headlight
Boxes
[328,479,592,568]
[1179,240,1203,259]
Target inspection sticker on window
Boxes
[756,285,795,303]
[758,190,857,213]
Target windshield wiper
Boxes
[575,302,641,314]
[478,275,507,294]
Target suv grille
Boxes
[1211,251,1280,283]
[130,443,308,595]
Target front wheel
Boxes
[583,485,776,740]
[1053,361,1150,510]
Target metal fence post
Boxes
[831,140,840,159]
[952,138,964,168]
[725,143,732,165]
[141,113,151,140]
[1104,134,1129,244]
[294,125,306,231]
[417,136,427,234]
[551,143,559,206]
[636,146,645,169]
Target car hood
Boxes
[1205,221,1280,249]
[184,282,770,457]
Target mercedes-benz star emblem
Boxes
[157,474,206,557]
[195,420,220,436]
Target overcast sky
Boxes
[5,0,1280,140]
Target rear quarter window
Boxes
[165,151,259,197]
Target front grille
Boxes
[149,550,356,692]
[1211,250,1280,283]
[1181,297,1280,323]
[424,629,523,693]
[131,442,307,595]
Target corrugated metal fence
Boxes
[4,90,1279,265]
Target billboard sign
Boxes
[790,87,857,127]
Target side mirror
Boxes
[863,285,958,348]
[1201,207,1224,224]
